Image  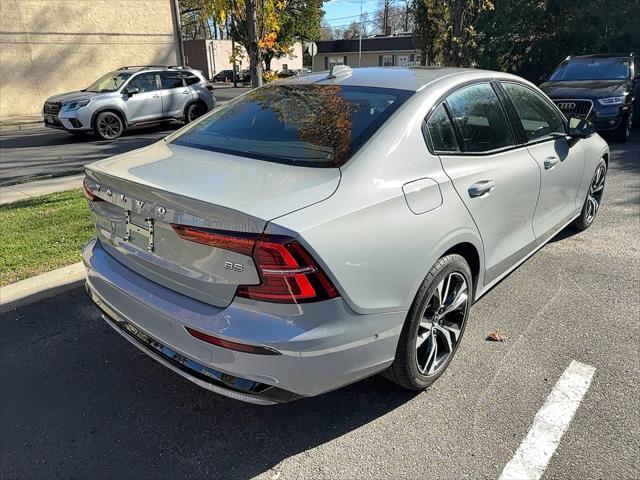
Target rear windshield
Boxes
[172,84,413,167]
[549,57,630,81]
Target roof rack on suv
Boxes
[118,65,193,71]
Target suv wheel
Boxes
[383,254,472,390]
[185,103,207,124]
[94,112,124,140]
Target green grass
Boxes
[0,189,94,286]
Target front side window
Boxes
[159,72,184,89]
[172,84,413,167]
[446,83,513,152]
[86,71,132,93]
[128,73,159,93]
[426,104,459,152]
[502,83,565,141]
[549,57,630,81]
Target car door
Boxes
[123,72,163,124]
[428,83,541,285]
[159,71,191,118]
[500,82,585,237]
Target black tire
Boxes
[383,254,472,390]
[185,102,207,124]
[610,107,633,143]
[94,111,124,140]
[572,159,606,231]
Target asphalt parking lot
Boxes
[1,133,639,479]
[0,86,250,186]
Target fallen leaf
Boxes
[487,329,508,342]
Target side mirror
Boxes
[125,87,139,96]
[567,116,595,138]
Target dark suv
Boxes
[540,53,639,142]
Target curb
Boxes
[0,262,85,314]
[0,121,43,133]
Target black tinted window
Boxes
[550,57,630,81]
[185,74,201,86]
[172,84,413,167]
[426,104,459,152]
[502,83,565,141]
[128,73,158,93]
[159,72,184,89]
[446,83,513,152]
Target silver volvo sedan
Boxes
[82,66,609,404]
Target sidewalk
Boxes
[0,174,84,205]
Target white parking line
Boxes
[499,360,596,480]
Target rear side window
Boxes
[501,82,565,141]
[184,73,201,86]
[172,84,413,167]
[159,72,184,89]
[426,104,459,152]
[446,83,513,153]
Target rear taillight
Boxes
[206,83,215,92]
[83,178,102,202]
[171,225,339,304]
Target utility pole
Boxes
[358,0,363,67]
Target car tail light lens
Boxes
[83,178,102,202]
[171,225,256,255]
[171,225,339,304]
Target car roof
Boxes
[281,66,523,92]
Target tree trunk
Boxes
[245,0,263,87]
[264,54,273,72]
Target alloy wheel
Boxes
[416,272,469,375]
[97,114,123,140]
[586,164,606,223]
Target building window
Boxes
[382,54,394,67]
[410,54,415,62]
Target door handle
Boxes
[544,156,560,169]
[152,93,160,98]
[468,180,495,198]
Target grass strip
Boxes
[0,189,93,286]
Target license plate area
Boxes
[124,211,155,252]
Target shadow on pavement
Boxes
[0,289,417,479]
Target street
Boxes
[0,87,249,186]
[1,135,639,479]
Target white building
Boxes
[184,39,304,79]
[314,36,421,71]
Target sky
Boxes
[323,0,380,29]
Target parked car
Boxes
[540,53,639,142]
[213,69,241,83]
[43,66,215,140]
[83,66,608,404]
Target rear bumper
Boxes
[82,238,405,403]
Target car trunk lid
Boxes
[85,141,340,307]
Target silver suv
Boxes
[43,66,216,140]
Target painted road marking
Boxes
[499,360,596,480]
